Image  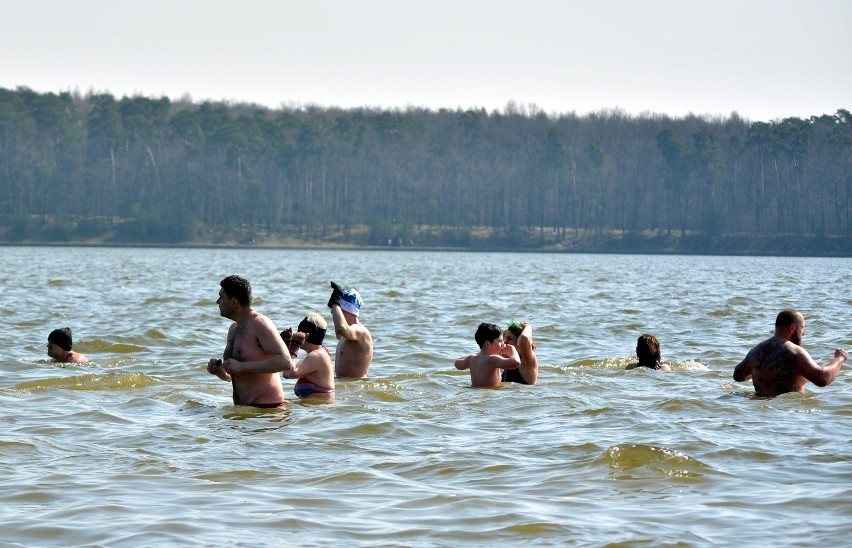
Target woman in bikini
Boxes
[281,313,335,400]
[501,321,539,385]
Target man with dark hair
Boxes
[207,275,294,407]
[733,308,847,396]
[47,327,88,363]
[455,322,521,387]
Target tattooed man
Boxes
[734,309,847,397]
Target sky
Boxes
[1,0,849,122]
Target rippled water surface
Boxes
[1,247,851,546]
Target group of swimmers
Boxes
[453,308,847,397]
[204,276,374,407]
[47,277,848,405]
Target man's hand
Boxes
[328,281,344,308]
[207,358,231,381]
[221,358,243,375]
[835,348,849,361]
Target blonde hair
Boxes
[305,312,327,330]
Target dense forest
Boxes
[0,86,849,254]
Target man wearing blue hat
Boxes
[328,282,374,378]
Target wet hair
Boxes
[775,308,802,328]
[48,327,73,351]
[474,323,502,348]
[220,275,252,306]
[636,334,661,366]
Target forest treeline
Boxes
[0,86,849,254]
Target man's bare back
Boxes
[733,309,847,397]
[734,337,804,396]
[455,350,520,388]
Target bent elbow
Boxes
[813,375,833,388]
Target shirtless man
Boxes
[281,313,335,400]
[733,309,848,397]
[46,327,89,363]
[327,282,373,378]
[207,275,293,407]
[455,322,521,388]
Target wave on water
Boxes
[600,443,710,479]
[84,340,149,353]
[13,372,159,392]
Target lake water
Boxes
[1,246,850,546]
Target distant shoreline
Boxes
[3,237,849,258]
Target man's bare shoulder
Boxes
[352,322,372,337]
[246,312,279,333]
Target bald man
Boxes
[733,309,847,396]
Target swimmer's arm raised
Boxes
[331,305,360,341]
[794,347,847,387]
[516,323,539,381]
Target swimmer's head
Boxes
[220,275,252,306]
[48,327,73,351]
[504,321,536,351]
[298,312,328,345]
[506,321,523,338]
[475,323,502,348]
[339,288,363,317]
[636,334,661,365]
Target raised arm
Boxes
[455,355,471,370]
[331,304,360,341]
[794,347,847,387]
[517,323,539,382]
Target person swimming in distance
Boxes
[281,312,335,400]
[501,321,539,384]
[328,282,373,378]
[455,322,521,388]
[625,334,671,371]
[46,327,88,363]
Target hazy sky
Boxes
[2,0,849,121]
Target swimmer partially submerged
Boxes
[455,322,521,388]
[47,327,89,363]
[625,334,671,371]
[282,313,335,400]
